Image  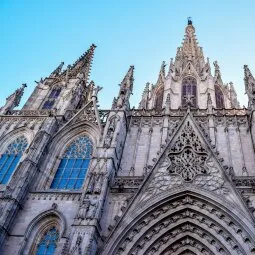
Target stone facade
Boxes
[0,20,255,255]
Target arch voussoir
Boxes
[111,193,254,255]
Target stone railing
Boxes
[3,109,54,116]
[127,107,248,117]
[111,176,144,193]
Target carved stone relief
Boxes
[141,120,227,202]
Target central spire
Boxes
[173,19,205,76]
[181,19,202,60]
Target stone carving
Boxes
[168,121,208,181]
[77,200,90,220]
[49,62,64,77]
[86,173,104,194]
[70,235,82,255]
[104,116,117,148]
[115,195,254,255]
[141,121,227,201]
[86,197,98,219]
[94,174,103,194]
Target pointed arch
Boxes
[35,227,59,255]
[154,86,164,110]
[102,191,255,255]
[0,135,28,184]
[20,209,66,255]
[36,121,100,190]
[50,135,93,190]
[182,77,197,107]
[215,84,225,108]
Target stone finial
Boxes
[187,17,192,25]
[50,62,64,78]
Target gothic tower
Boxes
[0,20,255,255]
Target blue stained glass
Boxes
[74,159,83,168]
[70,169,79,178]
[81,159,90,168]
[75,179,83,189]
[36,227,59,255]
[66,179,75,189]
[0,136,27,184]
[42,100,55,110]
[49,88,61,99]
[50,136,93,190]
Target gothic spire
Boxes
[0,83,27,114]
[173,19,205,76]
[67,44,96,82]
[112,65,134,110]
[180,19,204,61]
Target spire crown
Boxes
[67,44,96,81]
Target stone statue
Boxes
[77,200,90,220]
[87,198,98,219]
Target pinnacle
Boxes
[155,61,166,87]
[49,61,65,77]
[71,44,96,69]
[121,65,135,86]
[244,65,253,78]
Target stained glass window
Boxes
[42,99,55,110]
[42,87,61,110]
[49,88,61,99]
[36,227,59,255]
[51,136,93,190]
[155,86,164,110]
[182,77,197,107]
[0,136,27,184]
[215,85,224,108]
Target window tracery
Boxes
[215,85,224,108]
[50,136,93,190]
[0,136,27,184]
[42,87,62,110]
[36,227,59,255]
[182,77,197,107]
[168,121,208,181]
[154,86,164,110]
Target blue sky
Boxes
[1,0,255,108]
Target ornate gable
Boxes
[141,115,227,202]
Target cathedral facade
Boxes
[0,20,255,255]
